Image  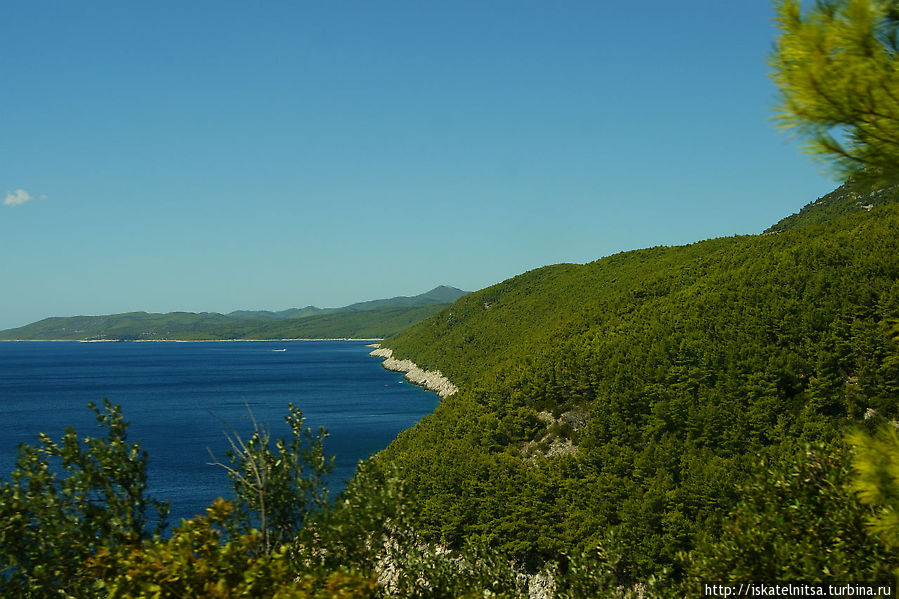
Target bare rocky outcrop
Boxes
[368,345,458,398]
[522,409,589,460]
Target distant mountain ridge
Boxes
[225,306,326,320]
[0,286,469,341]
[224,286,466,321]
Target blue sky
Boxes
[1,1,836,330]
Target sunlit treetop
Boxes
[770,0,899,183]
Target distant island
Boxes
[0,286,469,341]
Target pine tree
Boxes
[770,0,899,182]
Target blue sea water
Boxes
[0,340,438,524]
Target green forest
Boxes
[378,179,899,588]
[2,0,899,595]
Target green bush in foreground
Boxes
[684,441,894,585]
[5,400,899,598]
[848,423,899,583]
[0,402,529,598]
[208,404,333,555]
[89,498,377,599]
[0,400,168,597]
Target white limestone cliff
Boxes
[368,346,458,398]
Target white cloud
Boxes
[4,189,43,207]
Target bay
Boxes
[0,340,439,524]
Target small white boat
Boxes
[272,348,287,352]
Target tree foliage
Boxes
[685,442,894,583]
[305,461,528,599]
[208,404,333,555]
[770,0,899,182]
[0,400,528,597]
[89,498,378,599]
[0,399,168,597]
[848,423,899,587]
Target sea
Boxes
[0,340,439,524]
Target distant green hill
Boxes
[0,286,468,341]
[225,306,327,320]
[336,285,470,312]
[374,184,899,582]
[224,287,465,321]
[244,304,455,340]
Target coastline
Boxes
[368,344,458,399]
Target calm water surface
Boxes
[0,340,438,523]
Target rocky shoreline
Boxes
[368,345,458,398]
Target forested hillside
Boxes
[765,178,899,233]
[376,187,899,584]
